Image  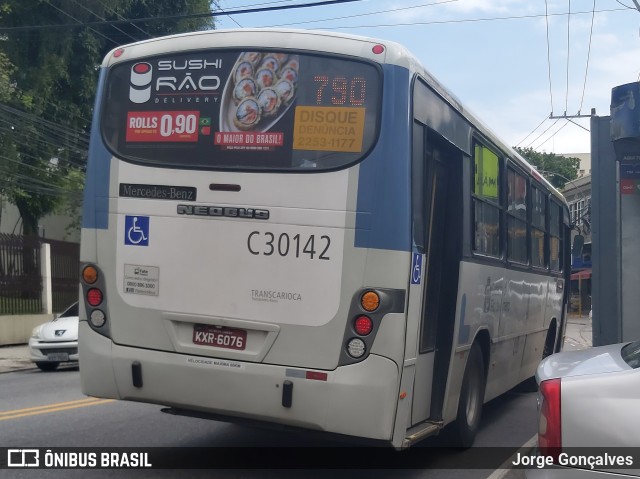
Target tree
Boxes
[514,147,580,190]
[0,0,214,236]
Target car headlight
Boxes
[31,325,43,339]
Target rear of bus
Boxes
[79,29,413,443]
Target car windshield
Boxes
[58,302,79,319]
[621,340,640,368]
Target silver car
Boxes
[28,302,79,371]
[526,341,640,477]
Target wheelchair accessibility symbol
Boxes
[125,216,149,246]
[411,253,422,285]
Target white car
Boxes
[28,302,79,371]
[526,341,640,477]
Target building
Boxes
[0,198,79,242]
[560,153,591,314]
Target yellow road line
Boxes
[0,398,114,421]
[0,398,103,416]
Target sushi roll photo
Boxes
[279,67,298,85]
[233,77,258,104]
[233,97,261,130]
[257,88,281,118]
[255,68,276,90]
[240,51,262,67]
[274,79,295,105]
[233,61,254,84]
[259,55,280,72]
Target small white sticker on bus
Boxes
[123,264,159,296]
[186,357,244,369]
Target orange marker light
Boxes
[82,265,98,284]
[361,291,380,312]
[399,392,407,399]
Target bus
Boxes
[79,28,570,449]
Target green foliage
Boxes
[0,0,214,237]
[514,147,580,189]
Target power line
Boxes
[42,0,120,46]
[304,6,628,30]
[516,115,550,148]
[265,0,459,28]
[0,104,89,144]
[531,121,569,150]
[0,0,366,33]
[579,0,596,114]
[525,118,560,149]
[94,0,152,39]
[544,0,554,115]
[212,1,243,28]
[565,0,571,115]
[68,0,140,43]
[615,0,635,9]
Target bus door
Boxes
[411,132,462,425]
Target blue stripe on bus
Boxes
[355,65,411,252]
[82,68,111,230]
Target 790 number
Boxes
[248,231,330,260]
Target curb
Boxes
[0,362,37,374]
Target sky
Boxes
[214,0,640,155]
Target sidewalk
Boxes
[0,343,35,373]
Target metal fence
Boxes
[0,234,80,315]
[45,238,80,312]
[0,233,43,315]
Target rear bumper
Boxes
[79,321,400,441]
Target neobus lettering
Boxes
[177,204,269,219]
[156,75,221,92]
[299,110,359,124]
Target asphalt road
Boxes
[1,364,539,479]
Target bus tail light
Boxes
[538,378,562,461]
[354,315,373,335]
[347,338,366,358]
[90,309,106,328]
[360,291,380,312]
[81,263,110,337]
[87,288,103,307]
[82,265,98,284]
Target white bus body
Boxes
[79,29,570,449]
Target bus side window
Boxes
[472,143,501,257]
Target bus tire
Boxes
[452,342,485,448]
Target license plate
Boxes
[47,352,69,362]
[193,324,247,351]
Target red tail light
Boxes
[354,315,373,336]
[87,288,103,307]
[539,378,562,461]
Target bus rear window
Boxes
[101,50,381,171]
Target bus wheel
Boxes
[452,343,485,448]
